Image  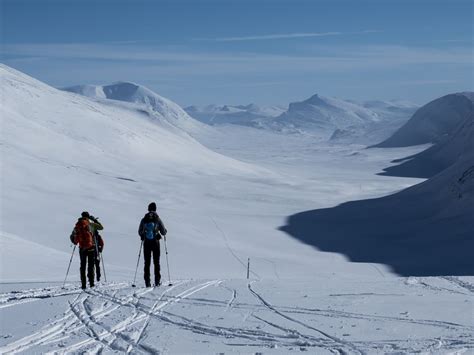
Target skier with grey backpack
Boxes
[138,202,167,287]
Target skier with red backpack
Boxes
[138,202,167,287]
[70,211,104,289]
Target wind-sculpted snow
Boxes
[0,278,472,354]
[374,92,474,148]
[63,81,207,136]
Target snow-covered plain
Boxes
[1,65,473,354]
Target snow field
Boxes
[1,64,473,353]
[0,277,472,354]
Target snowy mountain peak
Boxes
[302,93,330,106]
[375,91,474,148]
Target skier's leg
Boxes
[87,249,95,287]
[143,242,152,287]
[79,249,87,289]
[95,251,101,281]
[153,240,161,285]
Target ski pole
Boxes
[63,244,77,289]
[100,251,107,283]
[132,240,144,287]
[163,236,172,286]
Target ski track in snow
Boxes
[1,278,472,354]
[32,280,217,354]
[211,217,261,280]
[248,282,361,354]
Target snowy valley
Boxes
[184,95,418,146]
[0,65,473,354]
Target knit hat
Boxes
[148,202,157,212]
[81,211,90,218]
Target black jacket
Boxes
[138,211,167,241]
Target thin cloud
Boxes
[398,79,458,86]
[2,43,472,77]
[199,30,380,42]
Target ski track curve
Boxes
[61,280,220,354]
[67,295,121,353]
[248,282,363,355]
[59,281,186,353]
[0,287,81,309]
[79,281,340,351]
[0,284,130,354]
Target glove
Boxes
[98,246,103,253]
[140,236,144,241]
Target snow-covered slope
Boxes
[63,82,207,136]
[0,64,268,280]
[185,103,285,127]
[374,92,474,147]
[272,94,417,143]
[381,110,474,177]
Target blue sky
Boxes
[1,0,472,106]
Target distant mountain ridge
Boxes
[189,94,418,144]
[274,94,379,131]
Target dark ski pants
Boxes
[79,248,95,288]
[94,251,101,281]
[143,239,161,286]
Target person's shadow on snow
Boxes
[279,193,474,277]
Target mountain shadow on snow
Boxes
[280,155,474,277]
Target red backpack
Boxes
[74,218,93,249]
